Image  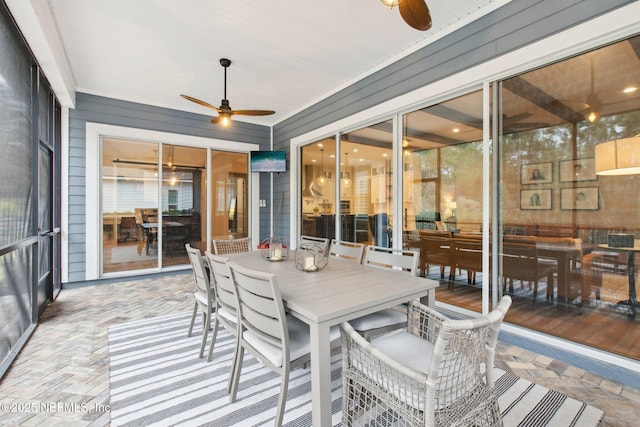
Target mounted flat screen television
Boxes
[250,150,287,172]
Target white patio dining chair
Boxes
[204,252,239,367]
[213,237,252,255]
[299,235,330,254]
[185,244,214,359]
[226,262,312,426]
[328,239,365,263]
[349,245,420,339]
[341,295,512,427]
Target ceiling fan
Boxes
[552,56,602,123]
[381,0,432,31]
[180,58,275,127]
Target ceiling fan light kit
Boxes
[181,58,275,127]
[380,0,403,8]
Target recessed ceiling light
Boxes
[353,148,358,153]
[623,86,637,94]
[383,153,388,157]
[453,128,460,133]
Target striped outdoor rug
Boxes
[108,312,603,426]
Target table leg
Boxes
[555,253,570,304]
[617,252,638,319]
[310,321,332,427]
[629,253,637,319]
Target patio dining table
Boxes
[225,249,438,427]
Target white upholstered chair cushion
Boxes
[243,316,341,367]
[370,329,434,374]
[243,315,310,367]
[348,309,406,332]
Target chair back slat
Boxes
[363,245,419,275]
[300,235,330,253]
[213,237,252,255]
[329,239,365,263]
[186,244,209,296]
[205,252,236,314]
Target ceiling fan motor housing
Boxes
[219,98,232,111]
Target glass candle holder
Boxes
[295,242,328,272]
[260,238,288,262]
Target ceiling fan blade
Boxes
[506,122,551,128]
[211,116,222,124]
[549,99,591,113]
[399,0,432,31]
[180,94,221,112]
[231,109,276,116]
[504,112,533,122]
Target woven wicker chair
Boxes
[203,252,239,366]
[329,239,365,263]
[185,244,214,359]
[348,245,419,339]
[341,295,512,427]
[212,237,251,255]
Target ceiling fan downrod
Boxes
[220,58,231,103]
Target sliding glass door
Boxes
[102,138,159,273]
[401,90,486,312]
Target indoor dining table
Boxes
[225,249,439,427]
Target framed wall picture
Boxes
[560,187,599,210]
[559,158,597,182]
[520,189,552,210]
[521,162,553,184]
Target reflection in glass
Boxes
[300,138,336,240]
[342,119,393,247]
[402,90,484,312]
[497,35,640,360]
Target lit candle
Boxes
[304,255,317,271]
[272,246,282,261]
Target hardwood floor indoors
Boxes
[432,267,640,361]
